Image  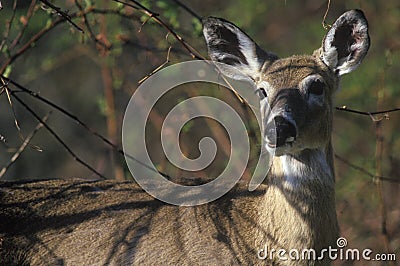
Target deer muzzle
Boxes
[265,115,297,149]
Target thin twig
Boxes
[2,76,172,180]
[334,154,400,183]
[9,0,37,52]
[0,134,7,149]
[139,46,172,84]
[2,14,67,74]
[39,0,84,33]
[0,4,96,74]
[0,112,50,179]
[322,0,331,29]
[0,0,18,52]
[74,0,111,51]
[114,0,248,104]
[1,5,141,75]
[11,92,108,180]
[169,0,201,21]
[90,7,138,19]
[117,35,188,56]
[2,80,20,131]
[1,78,44,151]
[113,0,204,60]
[335,106,400,120]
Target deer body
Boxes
[0,10,369,265]
[0,167,336,265]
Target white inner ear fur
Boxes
[236,30,261,76]
[336,22,369,75]
[205,25,263,82]
[321,35,338,70]
[218,23,264,81]
[322,19,368,76]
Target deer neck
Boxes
[273,145,335,189]
[256,144,339,251]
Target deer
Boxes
[0,10,369,265]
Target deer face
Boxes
[259,56,338,156]
[203,10,369,156]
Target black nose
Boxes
[265,116,297,147]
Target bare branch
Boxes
[0,0,18,52]
[322,0,332,29]
[335,154,400,184]
[3,79,20,131]
[335,106,400,121]
[74,0,111,51]
[169,0,201,21]
[113,0,205,60]
[11,92,108,180]
[0,4,97,74]
[2,76,172,180]
[139,46,172,84]
[9,0,37,52]
[39,0,84,33]
[117,35,188,56]
[0,112,50,179]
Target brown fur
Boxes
[0,174,336,265]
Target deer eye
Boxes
[256,87,267,99]
[308,80,325,96]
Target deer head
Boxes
[202,10,370,157]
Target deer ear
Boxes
[321,9,370,76]
[202,17,278,82]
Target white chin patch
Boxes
[265,142,292,157]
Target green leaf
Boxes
[3,65,12,78]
